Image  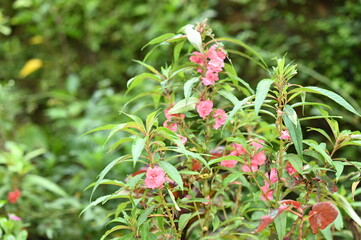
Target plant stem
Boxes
[159,189,180,240]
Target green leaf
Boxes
[173,40,185,63]
[303,140,334,167]
[333,206,343,230]
[81,124,117,137]
[137,205,157,227]
[333,161,344,181]
[126,73,161,93]
[274,212,287,240]
[283,105,303,158]
[333,193,361,227]
[284,154,303,175]
[167,97,198,114]
[126,173,145,189]
[223,96,253,127]
[184,77,199,102]
[215,37,268,70]
[291,101,332,110]
[171,146,209,169]
[132,137,146,167]
[133,60,162,76]
[307,127,333,144]
[155,127,184,147]
[81,194,111,216]
[142,33,175,50]
[179,212,199,231]
[297,86,361,116]
[146,110,159,133]
[224,72,254,95]
[218,90,239,106]
[100,225,132,240]
[158,161,183,190]
[25,174,67,197]
[352,181,360,200]
[222,172,244,188]
[167,188,181,211]
[184,25,202,51]
[208,155,244,166]
[255,79,274,115]
[320,225,332,240]
[90,155,130,200]
[109,137,134,152]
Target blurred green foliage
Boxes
[0,0,360,239]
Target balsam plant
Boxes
[84,22,361,240]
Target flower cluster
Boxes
[190,45,227,86]
[241,140,266,172]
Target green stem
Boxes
[159,189,180,239]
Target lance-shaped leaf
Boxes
[303,140,334,167]
[137,205,157,227]
[167,97,198,114]
[333,193,361,227]
[296,86,361,116]
[284,153,303,176]
[255,79,274,115]
[184,25,202,52]
[223,96,253,128]
[90,155,131,200]
[132,137,146,167]
[282,105,303,158]
[142,33,175,50]
[158,161,183,190]
[208,155,244,165]
[184,77,199,102]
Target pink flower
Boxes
[164,108,185,120]
[163,120,178,132]
[145,166,166,189]
[213,109,228,130]
[265,168,278,183]
[285,162,299,179]
[208,58,224,72]
[202,70,219,86]
[190,44,226,86]
[286,162,297,175]
[251,151,266,166]
[220,160,238,168]
[177,134,187,145]
[206,45,227,62]
[8,189,21,204]
[242,164,258,172]
[203,195,211,205]
[8,214,21,221]
[189,51,205,65]
[196,100,213,119]
[261,182,274,201]
[233,144,246,155]
[280,130,291,140]
[250,139,265,150]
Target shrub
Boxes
[86,21,361,239]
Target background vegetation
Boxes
[0,0,360,239]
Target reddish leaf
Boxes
[256,208,279,232]
[309,202,338,233]
[278,200,301,209]
[256,215,274,233]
